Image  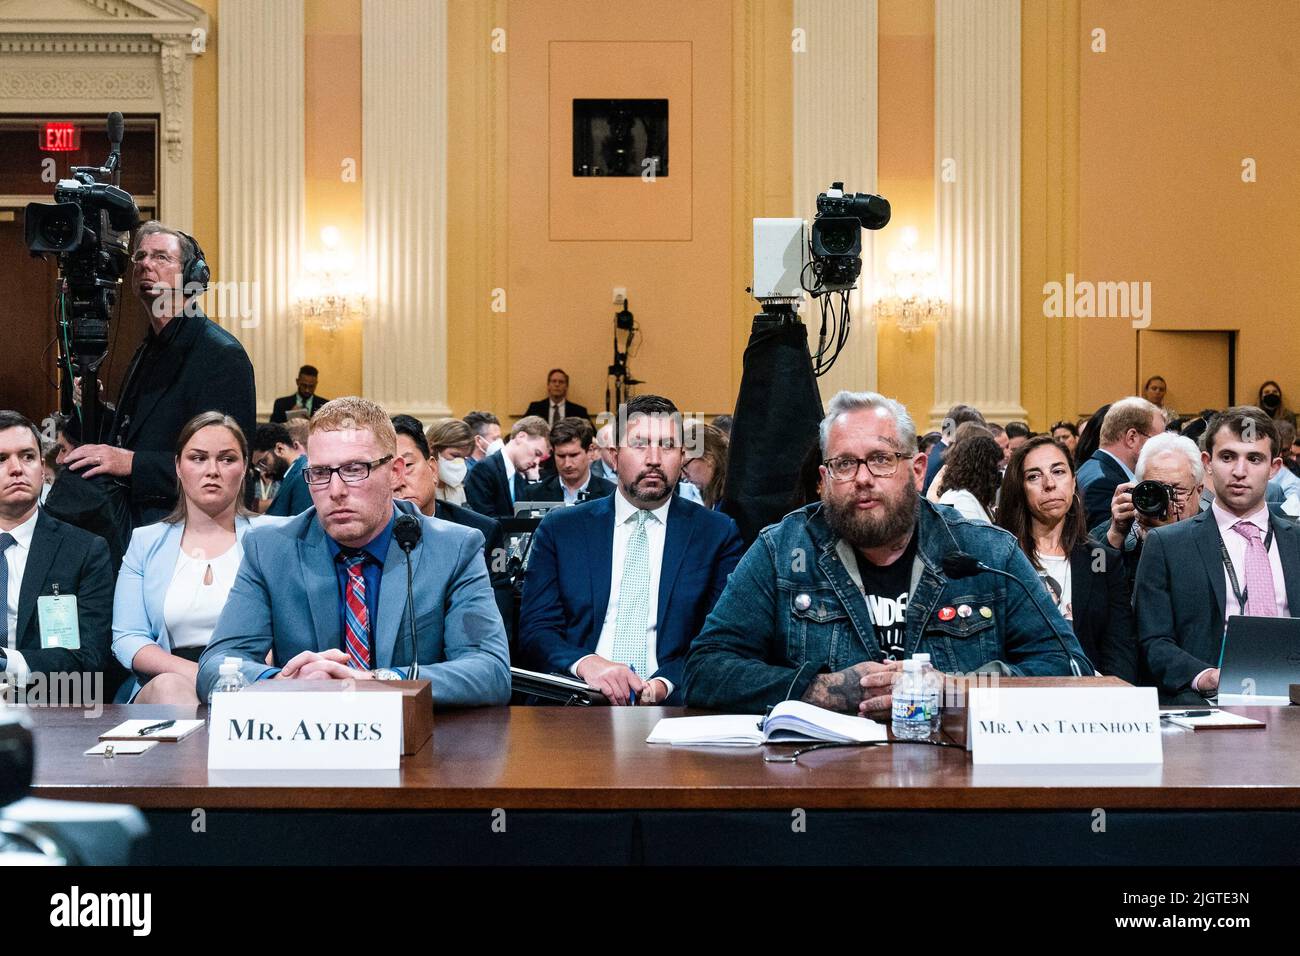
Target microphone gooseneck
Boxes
[941,552,1084,677]
[394,514,422,680]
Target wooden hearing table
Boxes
[21,700,1300,865]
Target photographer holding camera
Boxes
[63,222,256,528]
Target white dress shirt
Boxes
[561,474,592,506]
[547,400,567,424]
[164,543,245,650]
[572,491,674,694]
[1193,501,1292,692]
[501,448,518,505]
[2,508,40,681]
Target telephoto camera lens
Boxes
[1130,479,1173,519]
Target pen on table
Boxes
[629,664,637,706]
[137,720,176,736]
[1160,710,1215,719]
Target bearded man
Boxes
[684,390,1090,717]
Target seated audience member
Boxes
[197,398,510,706]
[996,436,1136,681]
[1135,406,1300,703]
[925,421,994,504]
[934,434,1002,523]
[591,422,617,482]
[1075,397,1163,529]
[270,364,329,422]
[426,418,476,506]
[711,414,734,438]
[1095,432,1205,589]
[525,368,589,425]
[685,392,1089,716]
[0,411,113,687]
[1005,421,1032,458]
[392,415,513,635]
[1050,420,1079,457]
[682,422,729,511]
[922,403,986,492]
[264,420,311,517]
[523,417,615,505]
[1142,374,1176,421]
[519,395,744,705]
[463,410,503,468]
[464,416,550,518]
[919,431,943,457]
[989,422,1010,466]
[1258,380,1296,427]
[251,423,293,511]
[1269,419,1300,508]
[1073,404,1109,467]
[113,413,264,704]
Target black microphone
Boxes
[394,514,423,681]
[940,552,1084,677]
[105,111,124,182]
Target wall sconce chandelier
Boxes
[873,227,948,334]
[292,227,368,332]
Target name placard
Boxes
[968,687,1162,765]
[207,690,403,769]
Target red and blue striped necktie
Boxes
[341,553,371,669]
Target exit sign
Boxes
[40,122,80,152]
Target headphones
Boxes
[176,230,210,294]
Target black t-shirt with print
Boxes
[853,531,918,658]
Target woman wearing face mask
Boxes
[428,419,475,506]
[1257,381,1296,426]
[996,435,1136,682]
[111,412,268,705]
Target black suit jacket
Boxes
[1134,507,1300,702]
[521,472,616,504]
[8,510,114,681]
[434,500,513,641]
[463,450,527,518]
[1079,450,1131,531]
[1066,541,1137,683]
[111,312,256,526]
[270,394,330,423]
[524,399,590,423]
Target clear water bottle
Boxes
[891,659,931,740]
[207,656,249,707]
[912,652,943,734]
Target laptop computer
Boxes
[1215,615,1300,705]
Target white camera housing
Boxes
[752,218,806,302]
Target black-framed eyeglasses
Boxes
[303,455,393,486]
[823,452,910,481]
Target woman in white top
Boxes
[112,412,262,705]
[934,434,1002,524]
[428,418,475,507]
[994,435,1136,681]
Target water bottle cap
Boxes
[902,658,921,672]
[219,656,241,674]
[912,653,931,663]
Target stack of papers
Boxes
[1164,710,1265,731]
[647,700,888,747]
[98,719,205,742]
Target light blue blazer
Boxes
[196,499,511,708]
[112,515,265,701]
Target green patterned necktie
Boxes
[612,509,652,676]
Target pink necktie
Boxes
[1232,521,1278,617]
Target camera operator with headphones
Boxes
[64,221,256,528]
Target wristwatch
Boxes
[371,668,403,681]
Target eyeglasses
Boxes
[131,250,180,265]
[823,452,911,481]
[303,455,393,486]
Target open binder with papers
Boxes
[646,700,888,747]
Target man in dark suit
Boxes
[524,368,589,426]
[0,412,113,688]
[1134,407,1300,703]
[522,417,615,506]
[63,222,256,528]
[1075,396,1163,529]
[519,395,745,705]
[270,364,330,423]
[254,422,313,517]
[391,415,513,636]
[464,416,550,518]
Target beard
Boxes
[822,479,919,549]
[623,467,672,505]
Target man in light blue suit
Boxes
[197,397,510,706]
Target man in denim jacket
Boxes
[685,391,1091,716]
